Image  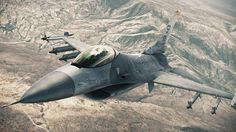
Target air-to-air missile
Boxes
[49,45,76,54]
[211,97,221,114]
[59,52,80,61]
[186,92,201,109]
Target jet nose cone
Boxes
[20,71,75,103]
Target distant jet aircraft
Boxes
[3,11,236,114]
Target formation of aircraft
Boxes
[3,11,236,114]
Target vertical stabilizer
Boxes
[144,10,180,54]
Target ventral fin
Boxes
[148,82,154,93]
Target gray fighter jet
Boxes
[3,11,236,114]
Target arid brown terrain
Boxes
[0,0,236,131]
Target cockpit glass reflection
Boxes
[72,45,119,68]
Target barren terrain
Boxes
[0,0,236,131]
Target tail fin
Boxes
[144,10,180,55]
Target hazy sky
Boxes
[200,0,236,18]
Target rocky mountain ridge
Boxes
[0,0,236,131]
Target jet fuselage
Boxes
[20,52,164,103]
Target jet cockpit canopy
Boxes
[72,45,119,68]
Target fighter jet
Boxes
[3,11,236,114]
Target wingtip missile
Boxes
[41,32,74,42]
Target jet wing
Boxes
[52,38,90,61]
[153,71,234,99]
[41,32,90,61]
[153,71,236,113]
[63,38,90,52]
